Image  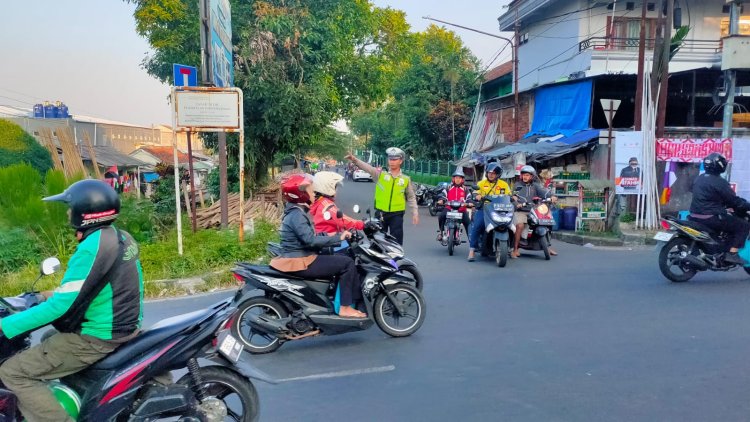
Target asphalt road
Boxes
[145,174,750,421]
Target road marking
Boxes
[276,365,396,383]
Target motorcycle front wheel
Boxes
[539,235,551,261]
[495,238,508,268]
[658,237,697,282]
[374,284,425,337]
[429,203,438,217]
[232,297,288,354]
[447,227,455,256]
[398,263,424,291]
[177,366,260,422]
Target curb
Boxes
[552,231,624,247]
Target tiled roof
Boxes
[139,146,190,163]
[484,61,513,82]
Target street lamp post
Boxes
[423,16,519,142]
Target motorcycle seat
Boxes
[91,308,216,370]
[681,218,718,236]
[242,264,332,284]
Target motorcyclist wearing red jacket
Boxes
[310,171,364,234]
[437,169,471,241]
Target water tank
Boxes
[59,103,69,118]
[33,104,43,118]
[54,101,64,118]
[561,207,578,231]
[43,102,55,119]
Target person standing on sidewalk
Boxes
[345,147,419,245]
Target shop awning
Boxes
[81,146,148,168]
[481,129,600,163]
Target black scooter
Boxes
[231,220,426,354]
[479,194,516,267]
[0,258,272,422]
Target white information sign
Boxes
[175,90,240,129]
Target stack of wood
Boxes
[196,193,281,229]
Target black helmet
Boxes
[486,163,502,177]
[44,179,120,230]
[702,152,727,175]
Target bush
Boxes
[0,119,53,174]
[404,172,451,187]
[619,212,636,223]
[118,196,173,244]
[0,228,42,274]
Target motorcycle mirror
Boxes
[353,204,360,213]
[336,210,344,219]
[40,257,61,276]
[323,211,332,221]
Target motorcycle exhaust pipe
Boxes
[681,255,709,271]
[246,314,286,335]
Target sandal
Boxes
[550,249,558,256]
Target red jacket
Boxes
[443,185,469,212]
[310,197,364,234]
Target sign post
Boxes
[173,64,200,234]
[601,99,621,179]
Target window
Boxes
[607,17,658,50]
[720,16,750,36]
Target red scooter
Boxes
[512,197,556,260]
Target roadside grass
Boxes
[0,220,278,298]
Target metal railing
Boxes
[578,37,722,53]
[356,153,456,181]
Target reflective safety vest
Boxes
[375,172,409,212]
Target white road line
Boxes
[276,365,396,383]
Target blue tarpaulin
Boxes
[527,80,593,138]
[142,172,160,183]
[482,129,599,162]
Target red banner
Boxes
[656,138,732,162]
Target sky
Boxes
[0,0,512,128]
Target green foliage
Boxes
[139,220,277,285]
[119,196,173,244]
[0,163,45,228]
[404,172,450,187]
[350,26,480,160]
[150,175,178,216]
[129,0,410,185]
[0,119,53,174]
[0,228,42,274]
[619,212,636,223]
[205,163,240,200]
[670,26,691,60]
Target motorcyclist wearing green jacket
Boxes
[0,180,144,421]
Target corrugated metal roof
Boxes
[81,146,149,167]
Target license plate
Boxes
[447,212,462,219]
[217,330,243,362]
[653,232,674,242]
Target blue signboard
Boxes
[209,0,234,87]
[172,64,198,87]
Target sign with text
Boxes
[210,0,234,87]
[656,138,733,162]
[614,131,643,195]
[175,90,240,130]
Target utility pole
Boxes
[513,6,520,142]
[634,0,648,130]
[722,0,741,139]
[655,0,674,138]
[199,0,228,228]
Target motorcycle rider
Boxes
[467,163,511,262]
[345,147,419,245]
[689,152,750,265]
[0,180,144,422]
[271,173,366,318]
[437,168,471,242]
[310,171,364,235]
[512,165,558,258]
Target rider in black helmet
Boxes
[0,179,144,421]
[689,153,750,265]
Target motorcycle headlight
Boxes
[490,212,512,223]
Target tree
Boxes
[127,0,410,185]
[350,25,479,160]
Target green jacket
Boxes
[2,226,144,340]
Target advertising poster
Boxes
[210,0,234,87]
[614,131,643,195]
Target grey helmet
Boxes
[452,168,465,178]
[520,165,537,178]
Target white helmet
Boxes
[312,171,343,197]
[386,147,405,160]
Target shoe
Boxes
[437,232,443,242]
[467,249,475,262]
[724,252,747,266]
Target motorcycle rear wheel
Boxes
[374,284,425,337]
[658,237,697,282]
[233,297,288,354]
[429,203,438,217]
[495,239,508,268]
[447,227,455,256]
[177,366,260,422]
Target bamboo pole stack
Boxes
[39,127,64,171]
[83,132,101,178]
[196,192,281,229]
[56,127,87,179]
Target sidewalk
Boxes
[552,227,658,247]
